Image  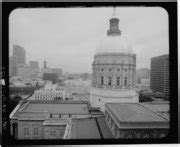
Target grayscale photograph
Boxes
[8,7,169,140]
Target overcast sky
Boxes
[9,7,169,73]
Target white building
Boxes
[34,83,66,100]
[137,78,150,91]
[90,12,138,112]
[64,79,91,101]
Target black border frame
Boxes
[2,2,178,145]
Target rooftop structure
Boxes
[105,103,169,138]
[10,100,107,139]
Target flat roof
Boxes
[71,118,101,139]
[106,103,168,122]
[141,103,169,113]
[22,102,89,114]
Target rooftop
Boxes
[106,103,168,122]
[71,118,101,139]
[71,117,113,139]
[11,100,90,119]
[141,102,169,113]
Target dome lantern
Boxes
[95,7,133,56]
[107,7,121,36]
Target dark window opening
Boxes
[117,77,120,86]
[124,77,127,86]
[108,77,112,86]
[101,76,104,85]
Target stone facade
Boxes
[92,53,136,89]
[10,118,71,140]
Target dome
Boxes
[95,35,133,55]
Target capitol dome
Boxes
[95,35,133,55]
[95,13,133,56]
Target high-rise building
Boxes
[13,45,26,65]
[9,56,17,76]
[44,60,47,69]
[90,10,138,112]
[150,54,169,98]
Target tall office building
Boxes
[150,54,169,98]
[44,60,47,69]
[9,56,17,76]
[13,45,26,65]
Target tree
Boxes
[36,81,39,88]
[9,95,22,113]
[139,93,153,102]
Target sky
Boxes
[9,7,169,73]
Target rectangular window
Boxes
[49,114,52,118]
[117,77,120,86]
[108,77,112,86]
[33,128,38,136]
[24,128,29,136]
[101,76,104,85]
[50,130,56,138]
[124,77,127,86]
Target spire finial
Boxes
[113,7,116,16]
[113,0,116,16]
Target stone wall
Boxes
[105,109,169,139]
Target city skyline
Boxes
[9,7,169,73]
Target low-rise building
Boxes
[34,89,66,100]
[33,83,66,100]
[105,103,169,138]
[9,100,106,139]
